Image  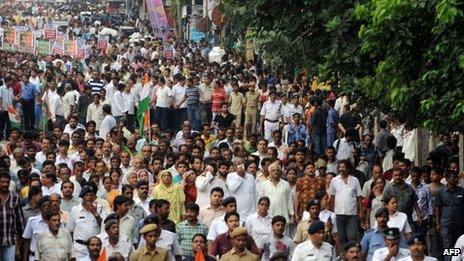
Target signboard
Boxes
[164,44,174,60]
[51,39,64,55]
[44,28,57,40]
[97,35,109,52]
[36,39,50,55]
[20,31,35,53]
[4,28,16,51]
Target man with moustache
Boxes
[35,212,74,260]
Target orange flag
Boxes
[97,247,107,261]
[195,250,205,261]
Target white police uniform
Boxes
[372,247,410,261]
[22,215,48,261]
[97,233,134,260]
[291,240,336,261]
[67,203,108,259]
[397,256,438,261]
[260,99,282,142]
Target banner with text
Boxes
[146,0,169,40]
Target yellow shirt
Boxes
[152,183,185,223]
[130,246,170,261]
[228,92,245,114]
[201,134,216,151]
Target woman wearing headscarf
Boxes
[152,169,185,223]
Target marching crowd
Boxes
[0,1,463,261]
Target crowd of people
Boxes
[0,1,463,261]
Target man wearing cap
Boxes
[98,214,134,260]
[397,234,437,261]
[35,212,74,260]
[372,228,410,261]
[130,224,170,261]
[259,90,283,142]
[292,220,336,261]
[22,195,52,261]
[344,241,362,261]
[67,184,108,259]
[220,227,260,261]
[207,197,245,241]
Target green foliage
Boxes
[221,0,464,132]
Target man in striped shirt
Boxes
[0,171,26,260]
[183,78,201,131]
[87,71,105,95]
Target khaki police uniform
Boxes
[244,90,259,134]
[220,248,260,261]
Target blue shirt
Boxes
[287,124,311,145]
[326,108,339,134]
[361,228,407,261]
[435,185,464,227]
[22,83,38,100]
[411,182,432,221]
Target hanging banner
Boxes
[36,39,50,55]
[51,39,64,55]
[44,28,57,40]
[97,35,109,52]
[146,0,169,40]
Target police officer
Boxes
[292,220,336,261]
[22,196,52,261]
[97,214,134,260]
[361,207,407,260]
[67,184,108,259]
[397,233,437,261]
[344,241,362,261]
[259,90,283,142]
[221,227,260,261]
[130,224,170,261]
[372,227,410,261]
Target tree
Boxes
[221,0,369,85]
[222,0,464,132]
[354,0,464,132]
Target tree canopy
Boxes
[221,0,464,132]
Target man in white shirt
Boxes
[328,159,362,244]
[195,164,228,209]
[63,115,85,137]
[226,157,257,220]
[0,77,13,141]
[259,162,294,221]
[171,75,187,133]
[206,197,245,241]
[99,104,117,140]
[154,78,172,132]
[122,82,136,132]
[86,93,105,131]
[260,90,283,142]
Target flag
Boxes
[195,250,205,261]
[137,86,151,137]
[7,106,20,129]
[97,247,106,261]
